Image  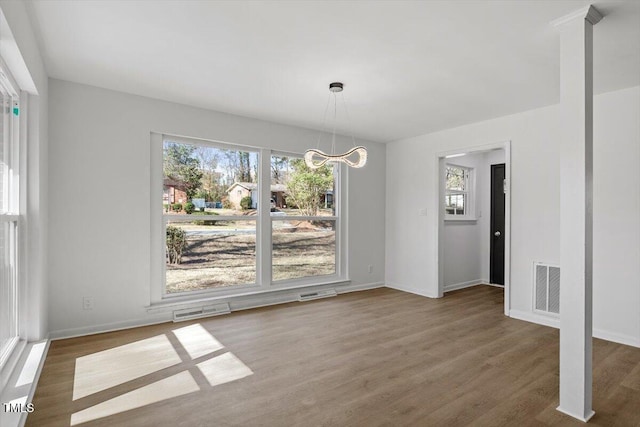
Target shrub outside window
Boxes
[162,140,259,295]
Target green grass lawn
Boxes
[165,225,335,293]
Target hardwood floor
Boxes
[28,286,640,426]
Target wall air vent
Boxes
[173,302,231,322]
[534,262,560,315]
[298,289,337,302]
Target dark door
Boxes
[490,164,506,285]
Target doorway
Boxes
[435,141,511,315]
[490,163,506,286]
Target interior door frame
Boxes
[434,140,511,316]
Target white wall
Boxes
[592,88,640,344]
[386,86,640,347]
[47,79,386,336]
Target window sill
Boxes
[444,216,478,222]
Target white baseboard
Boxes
[509,309,560,329]
[385,282,440,298]
[48,282,384,340]
[509,309,640,348]
[337,281,385,294]
[484,283,505,288]
[556,406,595,423]
[386,281,502,298]
[593,328,640,348]
[227,281,384,312]
[48,314,172,340]
[444,279,485,293]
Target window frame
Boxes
[444,163,476,221]
[0,62,21,369]
[269,150,342,286]
[150,134,346,305]
[159,136,261,300]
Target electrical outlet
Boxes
[82,297,94,310]
[368,265,373,274]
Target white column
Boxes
[552,5,602,422]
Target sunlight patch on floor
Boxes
[72,335,181,400]
[68,324,253,423]
[172,323,224,359]
[70,371,199,426]
[197,352,253,387]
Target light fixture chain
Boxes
[315,92,332,149]
[331,93,338,155]
[340,92,358,148]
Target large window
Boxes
[154,136,343,299]
[0,65,20,368]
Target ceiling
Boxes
[26,0,640,143]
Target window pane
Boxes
[163,140,258,215]
[0,79,18,366]
[0,93,7,214]
[270,155,336,216]
[272,219,336,281]
[165,220,256,293]
[0,221,18,365]
[445,193,465,215]
[446,166,466,191]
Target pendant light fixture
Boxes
[304,82,367,169]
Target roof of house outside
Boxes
[227,182,287,193]
[163,178,188,189]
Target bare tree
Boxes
[271,155,289,184]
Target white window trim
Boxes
[0,60,22,370]
[149,133,347,305]
[444,163,477,221]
